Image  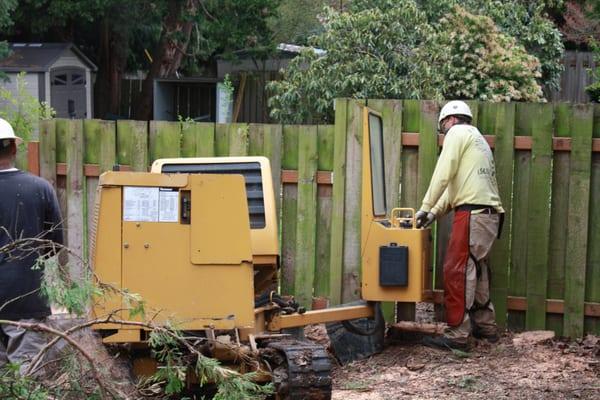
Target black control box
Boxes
[379,243,408,286]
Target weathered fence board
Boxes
[83,120,115,265]
[181,121,207,157]
[294,126,318,307]
[280,125,299,296]
[39,119,57,187]
[262,124,283,216]
[398,100,419,322]
[371,99,403,322]
[229,124,249,156]
[482,102,515,329]
[116,120,148,170]
[329,99,348,305]
[65,120,85,278]
[196,123,216,157]
[509,103,534,331]
[248,124,265,157]
[342,100,364,303]
[418,101,442,321]
[547,104,571,335]
[215,123,229,157]
[564,105,593,338]
[525,104,554,330]
[150,121,181,160]
[314,125,334,300]
[586,152,600,334]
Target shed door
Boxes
[50,68,87,118]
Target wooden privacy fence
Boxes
[24,99,600,338]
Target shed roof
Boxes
[0,43,97,73]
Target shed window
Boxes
[53,74,67,86]
[71,73,85,85]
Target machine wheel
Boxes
[261,339,332,400]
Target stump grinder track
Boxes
[261,339,332,400]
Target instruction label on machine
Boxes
[123,187,179,222]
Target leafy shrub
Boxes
[423,6,545,102]
[268,1,554,123]
[268,2,439,123]
[0,72,55,142]
[586,41,600,102]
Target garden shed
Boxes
[0,43,97,119]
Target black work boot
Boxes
[422,335,469,351]
[472,327,499,343]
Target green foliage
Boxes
[423,6,545,102]
[147,328,273,399]
[269,0,557,123]
[222,73,235,96]
[191,0,280,61]
[269,0,330,45]
[268,2,439,123]
[0,363,49,400]
[414,0,565,89]
[38,256,99,317]
[9,0,280,74]
[0,0,17,29]
[585,40,600,102]
[466,0,564,91]
[0,0,16,81]
[12,0,117,34]
[0,72,55,142]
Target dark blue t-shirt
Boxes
[0,170,63,319]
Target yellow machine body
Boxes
[91,112,430,343]
[359,107,431,302]
[150,157,279,265]
[92,172,256,337]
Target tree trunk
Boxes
[134,0,197,120]
[94,18,127,119]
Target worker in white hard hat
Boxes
[0,118,63,374]
[415,101,504,350]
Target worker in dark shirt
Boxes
[0,118,63,374]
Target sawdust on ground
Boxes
[329,331,600,400]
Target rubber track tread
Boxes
[267,339,332,400]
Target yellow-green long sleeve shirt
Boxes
[420,124,504,216]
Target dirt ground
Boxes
[329,332,600,400]
[305,302,600,400]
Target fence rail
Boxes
[23,99,600,338]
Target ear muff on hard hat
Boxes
[438,101,473,130]
[0,118,23,145]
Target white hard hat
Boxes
[438,101,473,129]
[0,118,22,145]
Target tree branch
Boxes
[0,319,110,400]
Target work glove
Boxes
[415,210,435,229]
